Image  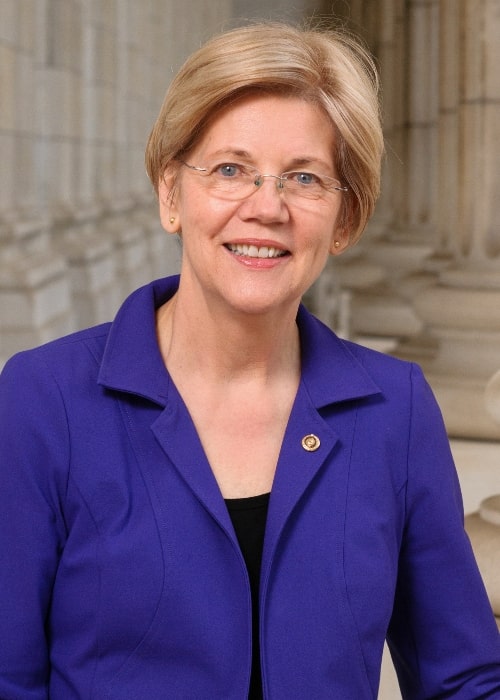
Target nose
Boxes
[238,175,290,223]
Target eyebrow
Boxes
[205,149,334,172]
[287,156,332,170]
[205,148,253,162]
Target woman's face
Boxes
[159,93,349,317]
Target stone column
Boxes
[0,0,74,368]
[397,0,500,440]
[51,2,124,328]
[435,0,462,258]
[0,0,52,236]
[335,0,435,344]
[404,0,440,234]
[465,496,500,628]
[389,0,462,362]
[314,0,389,340]
[485,370,500,425]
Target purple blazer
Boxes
[1,275,499,699]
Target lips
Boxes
[225,243,288,259]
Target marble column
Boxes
[486,370,500,425]
[390,0,462,360]
[0,0,74,367]
[330,0,439,344]
[465,496,500,628]
[397,0,500,440]
[315,1,390,340]
[435,0,462,258]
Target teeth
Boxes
[227,243,286,258]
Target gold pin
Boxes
[301,434,320,452]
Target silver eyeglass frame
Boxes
[178,160,348,196]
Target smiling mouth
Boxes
[225,243,289,259]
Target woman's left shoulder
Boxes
[340,335,427,389]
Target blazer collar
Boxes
[98,275,381,408]
[97,276,177,403]
[297,304,381,407]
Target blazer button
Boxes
[301,434,321,451]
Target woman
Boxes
[1,22,499,700]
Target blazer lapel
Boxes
[150,382,236,538]
[260,306,383,596]
[261,379,340,578]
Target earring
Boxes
[334,240,340,248]
[169,217,175,224]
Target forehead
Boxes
[191,93,337,165]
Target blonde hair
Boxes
[145,22,383,243]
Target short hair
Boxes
[145,22,384,244]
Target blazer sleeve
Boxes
[0,351,69,699]
[386,364,500,699]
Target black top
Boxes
[225,492,270,700]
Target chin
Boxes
[223,286,300,318]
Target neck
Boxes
[156,286,301,385]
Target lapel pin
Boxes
[301,434,321,452]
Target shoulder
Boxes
[1,322,111,387]
[342,337,424,384]
[340,339,437,426]
[299,306,426,407]
[0,325,113,441]
[1,275,178,382]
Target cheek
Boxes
[179,192,239,236]
[303,216,337,252]
[311,200,341,235]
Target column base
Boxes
[465,495,500,618]
[426,374,500,440]
[393,270,500,440]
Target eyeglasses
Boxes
[178,161,348,201]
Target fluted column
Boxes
[335,0,434,343]
[367,0,440,294]
[435,0,461,257]
[459,0,499,267]
[0,0,51,236]
[317,0,388,339]
[388,0,461,363]
[405,1,440,233]
[0,0,74,367]
[397,0,500,439]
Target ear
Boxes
[158,169,180,234]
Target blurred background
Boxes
[1,1,499,697]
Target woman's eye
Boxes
[215,164,241,178]
[291,172,320,186]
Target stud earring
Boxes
[334,240,340,248]
[169,217,175,224]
